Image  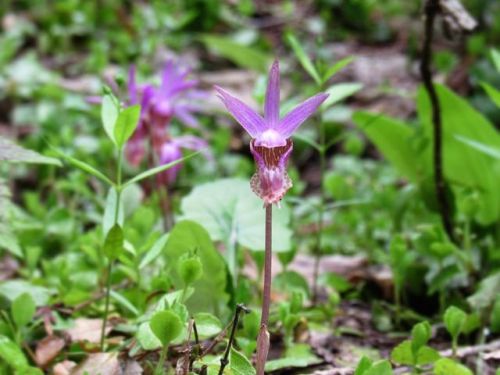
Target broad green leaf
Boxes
[230,348,256,375]
[354,356,373,375]
[0,232,22,258]
[0,335,28,370]
[11,292,36,328]
[0,137,61,166]
[353,111,421,182]
[103,224,124,260]
[443,306,467,339]
[124,151,200,187]
[417,84,500,225]
[322,83,363,108]
[286,33,321,85]
[114,105,141,148]
[136,322,161,350]
[101,93,119,144]
[411,321,432,354]
[481,82,500,108]
[273,271,309,297]
[0,280,53,306]
[364,360,393,375]
[391,340,414,365]
[428,264,461,295]
[180,178,292,252]
[265,344,321,372]
[201,35,269,72]
[54,150,114,186]
[193,313,222,339]
[491,48,500,72]
[323,56,355,83]
[416,346,440,365]
[149,310,183,347]
[293,132,322,151]
[164,221,229,314]
[434,358,472,375]
[139,233,169,269]
[467,273,500,312]
[456,136,500,160]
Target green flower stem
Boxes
[100,148,123,351]
[155,345,168,375]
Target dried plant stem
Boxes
[420,0,456,243]
[218,304,248,375]
[256,205,273,375]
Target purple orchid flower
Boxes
[157,135,209,184]
[215,60,328,206]
[124,61,207,172]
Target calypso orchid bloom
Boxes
[215,60,328,206]
[124,61,207,184]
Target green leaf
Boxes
[230,348,256,375]
[416,346,440,365]
[444,306,467,340]
[286,33,321,85]
[467,273,500,313]
[11,292,36,328]
[0,137,61,166]
[136,322,161,350]
[124,151,200,187]
[0,280,53,306]
[139,233,169,269]
[103,224,124,260]
[391,340,414,365]
[491,296,500,333]
[0,335,28,370]
[265,344,321,372]
[434,358,472,375]
[201,35,269,72]
[411,321,432,354]
[114,105,141,148]
[54,149,114,186]
[428,264,461,295]
[102,188,124,237]
[456,136,500,160]
[178,255,203,286]
[322,56,355,83]
[101,93,120,144]
[417,84,500,225]
[364,360,393,375]
[490,48,500,72]
[164,221,229,314]
[481,82,500,108]
[180,178,292,252]
[193,313,222,339]
[352,111,421,182]
[322,83,363,108]
[273,271,309,297]
[110,290,139,316]
[149,310,183,347]
[354,356,373,375]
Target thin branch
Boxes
[218,304,249,375]
[420,0,456,243]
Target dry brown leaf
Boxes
[35,335,66,368]
[71,352,121,375]
[65,318,112,344]
[52,360,76,375]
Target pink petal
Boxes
[214,85,266,137]
[264,60,280,126]
[279,93,329,137]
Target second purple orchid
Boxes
[215,60,328,206]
